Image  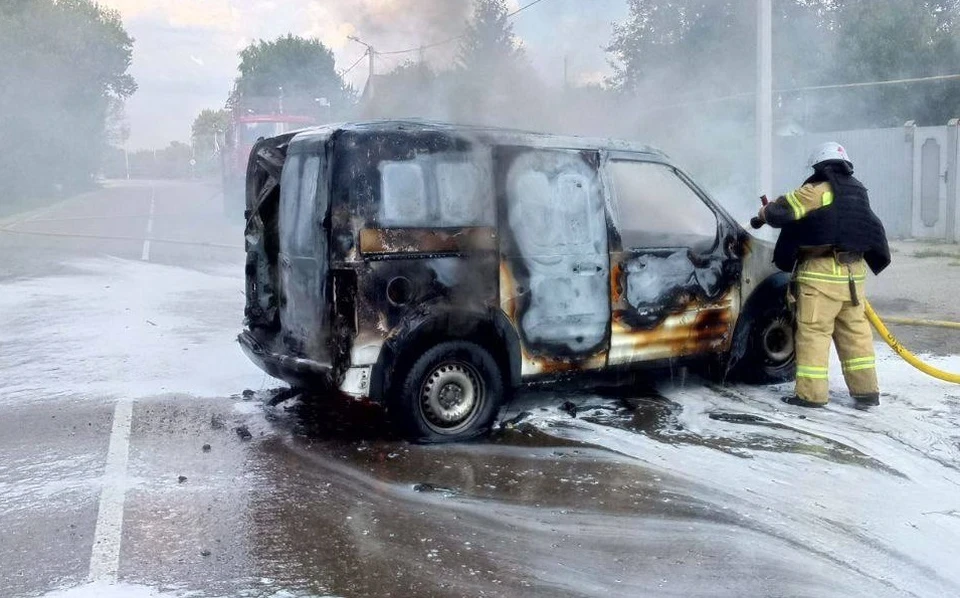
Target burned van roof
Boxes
[284,119,669,159]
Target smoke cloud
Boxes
[96,0,534,147]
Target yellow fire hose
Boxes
[863,300,960,384]
[874,314,960,331]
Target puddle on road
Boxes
[253,389,730,521]
[252,380,901,497]
[579,394,901,475]
[180,383,946,597]
[223,389,787,598]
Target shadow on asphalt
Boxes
[254,368,669,446]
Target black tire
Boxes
[391,341,504,443]
[736,304,796,384]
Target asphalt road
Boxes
[1,181,959,598]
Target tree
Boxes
[230,35,355,117]
[753,0,960,130]
[191,108,230,140]
[604,0,766,213]
[448,0,540,127]
[0,0,136,199]
[360,60,439,119]
[190,109,230,176]
[602,0,960,221]
[456,0,525,80]
[816,0,960,128]
[607,0,761,96]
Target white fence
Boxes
[774,121,960,242]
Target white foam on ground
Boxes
[0,452,98,514]
[0,257,273,404]
[39,582,187,598]
[38,581,339,598]
[518,344,960,596]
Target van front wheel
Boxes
[737,305,796,384]
[393,341,504,443]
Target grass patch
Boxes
[0,195,63,220]
[950,261,960,267]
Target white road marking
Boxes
[88,398,134,583]
[141,186,156,261]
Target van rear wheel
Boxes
[393,341,504,443]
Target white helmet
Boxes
[807,141,852,169]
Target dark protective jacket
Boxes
[773,162,891,275]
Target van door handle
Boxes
[573,263,603,275]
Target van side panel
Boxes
[496,147,612,376]
[277,152,331,362]
[328,129,501,383]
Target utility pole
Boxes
[757,0,773,197]
[348,36,376,100]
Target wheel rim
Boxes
[761,316,794,365]
[419,361,485,435]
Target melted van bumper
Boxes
[238,330,332,386]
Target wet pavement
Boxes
[2,181,960,597]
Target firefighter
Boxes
[754,142,891,409]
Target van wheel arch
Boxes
[726,272,796,383]
[371,309,521,403]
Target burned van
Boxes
[239,121,793,442]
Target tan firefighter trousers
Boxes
[793,255,879,404]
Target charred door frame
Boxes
[331,129,508,398]
[600,150,743,366]
[495,145,612,376]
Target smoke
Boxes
[93,0,496,147]
[350,0,959,232]
[348,0,763,225]
[14,0,947,226]
[307,0,476,49]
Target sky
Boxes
[98,0,628,149]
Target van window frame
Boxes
[279,149,327,257]
[601,151,733,254]
[376,152,495,229]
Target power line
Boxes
[376,0,558,57]
[340,51,368,76]
[378,36,462,56]
[507,0,552,18]
[636,72,960,114]
[781,72,960,94]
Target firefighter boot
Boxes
[852,393,880,410]
[781,395,826,408]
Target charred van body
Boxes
[239,121,793,442]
